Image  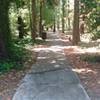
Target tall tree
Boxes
[31,0,37,39]
[67,0,71,30]
[62,0,66,33]
[53,9,56,32]
[0,0,12,58]
[39,0,43,36]
[72,0,80,45]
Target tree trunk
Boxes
[0,1,11,58]
[68,17,71,30]
[53,16,56,32]
[31,0,37,40]
[28,0,33,35]
[80,15,85,34]
[39,0,43,36]
[67,0,71,30]
[62,0,65,33]
[72,0,80,45]
[57,11,60,31]
[0,34,8,58]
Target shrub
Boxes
[0,44,28,73]
[91,30,100,40]
[81,54,100,63]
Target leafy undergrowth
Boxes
[0,37,46,99]
[0,47,27,74]
[0,48,37,99]
[81,54,100,63]
[0,37,45,74]
[13,37,46,46]
[60,32,100,100]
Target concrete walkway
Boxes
[13,32,90,100]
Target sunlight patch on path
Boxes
[12,32,90,100]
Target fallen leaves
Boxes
[61,32,100,100]
[0,50,37,98]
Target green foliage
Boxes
[9,3,18,35]
[14,36,45,46]
[81,54,100,63]
[0,44,28,73]
[9,2,30,37]
[46,0,60,8]
[0,61,15,73]
[91,30,100,40]
[0,0,45,73]
[14,37,35,47]
[80,0,100,39]
[9,45,25,62]
[0,35,45,73]
[43,6,55,26]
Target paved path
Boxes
[13,32,90,100]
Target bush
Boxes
[81,54,100,63]
[91,30,100,40]
[0,44,28,73]
[0,61,16,73]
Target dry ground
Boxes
[60,32,100,100]
[0,50,37,100]
[0,33,100,100]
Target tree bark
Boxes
[72,0,80,45]
[31,0,37,40]
[28,0,33,35]
[62,0,65,33]
[80,14,85,34]
[0,33,7,58]
[68,17,71,30]
[53,15,56,32]
[0,1,11,58]
[39,0,43,36]
[67,0,71,30]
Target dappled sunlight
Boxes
[60,32,100,55]
[72,68,97,74]
[79,41,100,49]
[64,46,84,54]
[72,66,100,96]
[64,37,100,99]
[64,45,100,55]
[61,31,100,99]
[46,38,62,42]
[54,64,61,68]
[0,0,99,98]
[51,60,56,64]
[38,57,49,60]
[25,31,100,100]
[83,47,100,54]
[33,43,69,53]
[33,33,74,53]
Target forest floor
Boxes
[60,32,100,100]
[0,32,100,100]
[0,46,38,99]
[0,38,49,99]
